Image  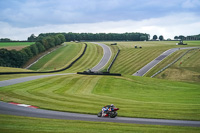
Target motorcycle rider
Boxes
[102,104,115,116]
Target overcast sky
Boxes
[0,0,200,40]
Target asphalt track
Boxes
[0,45,200,127]
[0,73,75,87]
[0,101,200,127]
[133,47,198,76]
[91,42,112,71]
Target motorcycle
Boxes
[97,107,119,118]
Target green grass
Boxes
[145,49,189,77]
[0,42,34,47]
[29,42,84,71]
[110,47,168,75]
[107,41,200,75]
[63,42,103,73]
[0,67,33,73]
[1,41,200,132]
[0,115,199,133]
[155,48,200,82]
[0,74,199,120]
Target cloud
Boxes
[182,0,200,8]
[1,0,199,28]
[0,12,199,40]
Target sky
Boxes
[0,0,200,40]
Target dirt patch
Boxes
[0,46,27,51]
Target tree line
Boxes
[28,32,150,42]
[64,32,150,41]
[0,34,65,68]
[174,34,200,40]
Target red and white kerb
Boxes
[9,102,38,108]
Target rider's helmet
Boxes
[111,104,114,107]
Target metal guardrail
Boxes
[107,49,120,72]
[151,48,199,78]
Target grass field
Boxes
[0,42,34,47]
[106,41,200,76]
[0,115,199,133]
[29,42,84,71]
[0,42,34,51]
[0,67,33,73]
[0,41,200,132]
[145,49,189,77]
[155,48,200,82]
[0,74,199,120]
[63,42,103,73]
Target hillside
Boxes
[154,48,200,82]
[0,74,199,120]
[28,42,83,71]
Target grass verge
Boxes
[155,48,200,82]
[0,114,199,133]
[63,42,103,73]
[29,42,83,71]
[0,74,199,120]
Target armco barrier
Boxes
[0,43,87,75]
[107,49,120,72]
[151,48,199,78]
[77,72,121,76]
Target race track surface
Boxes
[0,101,199,127]
[91,42,112,71]
[133,47,198,76]
[0,73,75,87]
[0,45,200,127]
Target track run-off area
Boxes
[0,42,200,128]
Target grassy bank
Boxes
[63,42,103,73]
[145,49,189,77]
[108,41,200,75]
[155,48,200,82]
[29,42,84,71]
[0,115,199,133]
[0,74,199,120]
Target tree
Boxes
[159,35,164,41]
[35,42,45,53]
[22,47,33,59]
[54,36,61,45]
[140,35,146,41]
[27,34,37,42]
[46,36,55,48]
[179,35,185,40]
[0,38,11,42]
[57,34,66,44]
[153,35,157,40]
[41,38,50,49]
[30,44,39,56]
[174,36,179,40]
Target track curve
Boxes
[0,101,199,127]
[133,47,199,76]
[0,73,75,87]
[91,42,112,71]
